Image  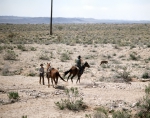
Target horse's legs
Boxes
[47,77,50,88]
[71,74,76,83]
[51,78,55,88]
[67,73,71,81]
[76,75,81,84]
[55,76,58,85]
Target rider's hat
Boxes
[78,55,81,59]
[40,64,43,66]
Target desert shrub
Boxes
[2,68,10,76]
[135,84,150,118]
[90,62,96,65]
[8,92,19,100]
[39,53,50,60]
[55,99,65,110]
[60,51,71,62]
[129,53,138,61]
[147,44,150,48]
[93,112,108,118]
[58,26,63,30]
[8,32,16,38]
[55,87,87,111]
[93,107,108,118]
[30,47,37,51]
[113,59,122,64]
[4,50,17,60]
[27,71,36,76]
[142,72,149,79]
[112,110,131,118]
[85,114,92,118]
[22,116,27,118]
[101,64,109,68]
[130,44,136,49]
[116,67,131,82]
[85,107,108,118]
[2,44,15,50]
[0,46,4,52]
[84,55,95,60]
[17,44,28,51]
[145,84,150,94]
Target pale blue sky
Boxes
[0,0,150,20]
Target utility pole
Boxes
[50,0,53,35]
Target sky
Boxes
[0,0,150,20]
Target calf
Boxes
[100,61,108,65]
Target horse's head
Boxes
[84,62,90,68]
[47,63,51,70]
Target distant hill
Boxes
[0,16,150,24]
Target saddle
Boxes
[75,66,79,70]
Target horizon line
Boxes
[0,15,150,21]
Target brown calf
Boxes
[100,61,108,65]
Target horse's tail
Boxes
[57,72,66,82]
[64,69,71,77]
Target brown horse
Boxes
[46,63,66,88]
[64,62,90,83]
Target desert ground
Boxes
[0,24,150,118]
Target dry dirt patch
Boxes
[0,75,148,118]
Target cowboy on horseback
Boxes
[76,55,83,74]
[64,56,90,83]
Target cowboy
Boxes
[39,64,45,85]
[76,55,83,74]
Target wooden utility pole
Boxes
[50,0,53,35]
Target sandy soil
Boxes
[0,75,148,118]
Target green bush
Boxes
[112,110,131,118]
[28,72,36,77]
[8,32,16,38]
[39,54,50,60]
[93,112,108,118]
[0,46,4,52]
[22,115,27,118]
[85,114,92,118]
[17,44,28,51]
[30,47,37,51]
[117,67,131,82]
[55,99,65,110]
[60,52,71,62]
[93,107,108,118]
[8,92,19,100]
[145,84,150,94]
[2,65,10,76]
[135,84,150,118]
[55,87,87,111]
[130,54,138,61]
[142,72,149,79]
[4,50,17,60]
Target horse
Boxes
[64,62,90,83]
[100,61,108,65]
[46,63,66,88]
